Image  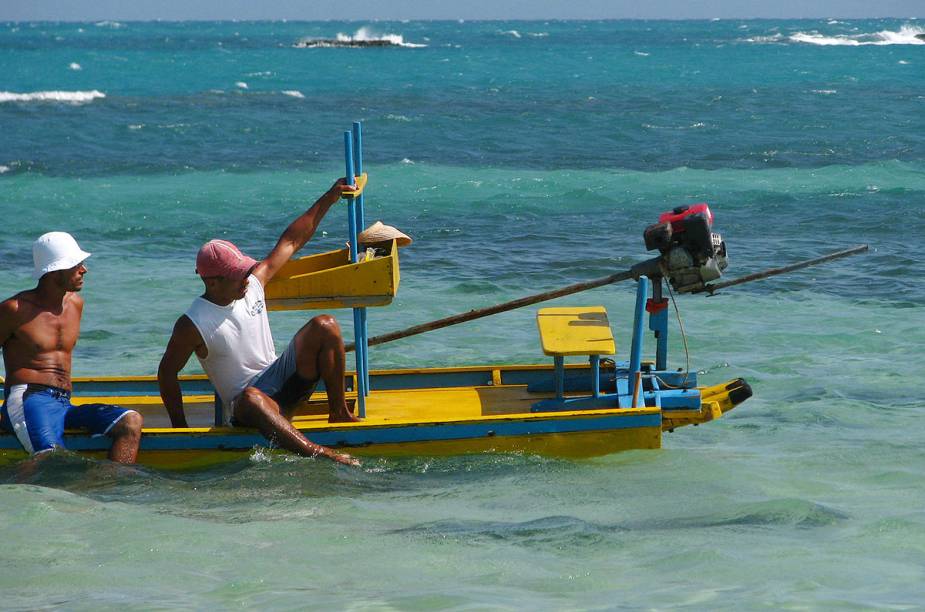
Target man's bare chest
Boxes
[16,306,81,353]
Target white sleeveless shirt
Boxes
[184,275,276,408]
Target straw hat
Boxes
[357,221,412,247]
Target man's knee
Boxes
[238,386,268,410]
[310,314,341,339]
[112,410,143,438]
[236,387,279,420]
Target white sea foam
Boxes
[69,62,82,71]
[744,33,785,43]
[94,20,123,29]
[811,89,838,95]
[790,24,925,46]
[899,60,910,64]
[235,81,248,89]
[296,27,426,48]
[386,114,411,122]
[0,90,105,104]
[501,30,522,38]
[634,51,651,56]
[0,165,10,174]
[281,90,304,98]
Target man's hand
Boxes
[321,177,358,205]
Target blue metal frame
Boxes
[352,122,371,399]
[344,128,368,418]
[531,274,703,413]
[649,278,670,372]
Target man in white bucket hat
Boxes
[0,232,143,463]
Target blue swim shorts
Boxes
[229,340,317,425]
[1,383,137,455]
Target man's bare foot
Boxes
[329,399,361,423]
[329,410,361,423]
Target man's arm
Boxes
[0,298,18,348]
[251,179,355,286]
[157,315,203,428]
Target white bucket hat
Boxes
[33,232,91,279]
[357,221,412,247]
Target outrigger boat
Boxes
[0,124,865,469]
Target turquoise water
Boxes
[2,19,925,608]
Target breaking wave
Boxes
[295,27,426,49]
[0,90,106,104]
[790,24,925,46]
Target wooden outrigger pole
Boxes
[346,244,869,353]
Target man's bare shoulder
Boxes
[65,291,84,311]
[172,314,203,343]
[174,313,196,332]
[0,292,37,342]
[1,291,37,320]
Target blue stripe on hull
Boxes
[0,412,661,453]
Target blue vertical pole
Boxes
[590,355,600,398]
[344,132,357,260]
[649,278,669,371]
[554,356,565,400]
[352,122,370,397]
[344,131,366,418]
[628,275,649,407]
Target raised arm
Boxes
[157,315,203,428]
[251,178,355,286]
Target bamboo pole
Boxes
[344,244,869,353]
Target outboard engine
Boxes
[642,203,728,293]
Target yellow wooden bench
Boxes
[536,306,615,402]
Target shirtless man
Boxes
[158,179,360,466]
[0,232,143,463]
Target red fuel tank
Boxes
[658,203,713,232]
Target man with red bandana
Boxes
[157,180,360,466]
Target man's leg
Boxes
[107,411,143,464]
[68,403,144,465]
[234,386,357,465]
[292,315,359,423]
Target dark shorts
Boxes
[231,341,317,425]
[1,383,136,455]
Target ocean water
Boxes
[1,19,924,608]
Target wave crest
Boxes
[790,24,925,46]
[295,27,425,49]
[0,90,106,104]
